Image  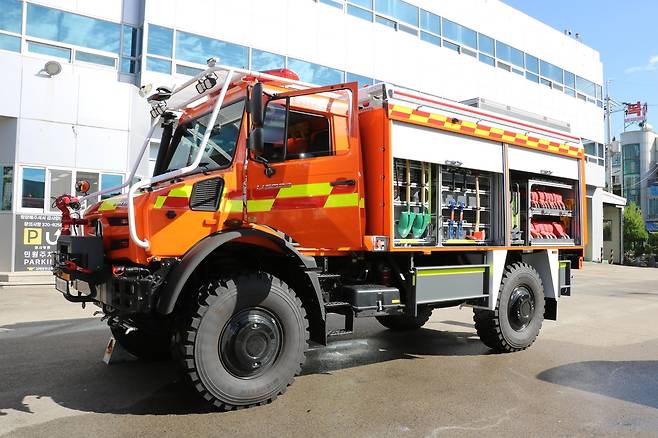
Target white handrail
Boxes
[128,68,236,249]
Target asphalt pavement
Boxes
[1,263,657,437]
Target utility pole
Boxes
[605,79,613,192]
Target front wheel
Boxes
[473,262,545,353]
[177,272,309,410]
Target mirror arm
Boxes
[253,155,276,178]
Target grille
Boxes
[190,177,224,211]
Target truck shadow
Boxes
[0,317,486,416]
[537,360,658,409]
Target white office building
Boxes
[0,0,617,274]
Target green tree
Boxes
[648,232,658,255]
[624,202,648,254]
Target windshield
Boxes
[165,99,245,172]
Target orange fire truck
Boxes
[53,64,583,409]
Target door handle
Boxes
[330,179,356,187]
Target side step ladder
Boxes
[324,301,354,337]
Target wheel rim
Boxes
[507,285,535,331]
[219,308,283,379]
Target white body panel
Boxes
[391,121,504,173]
[508,146,579,180]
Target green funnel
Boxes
[413,162,431,238]
[397,160,415,238]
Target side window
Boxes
[286,110,331,160]
[262,101,332,162]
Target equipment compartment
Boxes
[414,265,489,305]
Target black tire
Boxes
[473,262,545,353]
[376,307,433,331]
[110,320,172,360]
[178,272,309,410]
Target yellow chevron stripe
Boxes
[247,199,276,212]
[168,185,193,198]
[324,193,359,208]
[98,200,118,212]
[223,199,243,213]
[153,196,166,209]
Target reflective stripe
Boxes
[224,199,243,213]
[98,200,117,212]
[389,104,583,159]
[247,199,276,212]
[277,182,333,199]
[417,267,486,277]
[168,185,193,197]
[154,196,167,209]
[324,193,359,208]
[359,197,365,208]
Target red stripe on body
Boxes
[272,196,329,210]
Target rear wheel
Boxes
[473,262,544,352]
[376,307,433,331]
[177,272,309,410]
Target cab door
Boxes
[246,84,364,250]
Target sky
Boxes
[501,0,658,140]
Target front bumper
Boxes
[53,235,159,314]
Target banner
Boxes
[14,214,61,271]
[624,101,648,123]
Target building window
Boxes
[478,34,494,56]
[576,76,596,98]
[375,0,418,27]
[1,166,12,211]
[147,24,173,58]
[27,41,71,61]
[346,72,374,87]
[287,58,343,85]
[175,64,203,76]
[75,51,116,68]
[319,0,343,9]
[100,174,123,200]
[146,57,171,74]
[26,4,121,54]
[419,10,440,34]
[251,49,285,71]
[0,33,20,53]
[22,167,46,209]
[479,53,495,67]
[48,169,72,212]
[496,41,524,68]
[0,0,22,34]
[525,54,539,74]
[176,30,248,69]
[540,60,563,84]
[347,4,373,21]
[442,18,476,49]
[420,31,440,46]
[350,0,373,7]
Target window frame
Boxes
[0,165,13,212]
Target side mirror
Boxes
[249,82,264,128]
[248,127,264,154]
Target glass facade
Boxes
[0,0,22,34]
[0,33,20,53]
[287,58,343,85]
[176,30,248,68]
[26,4,121,53]
[147,24,173,58]
[622,143,641,208]
[310,0,602,106]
